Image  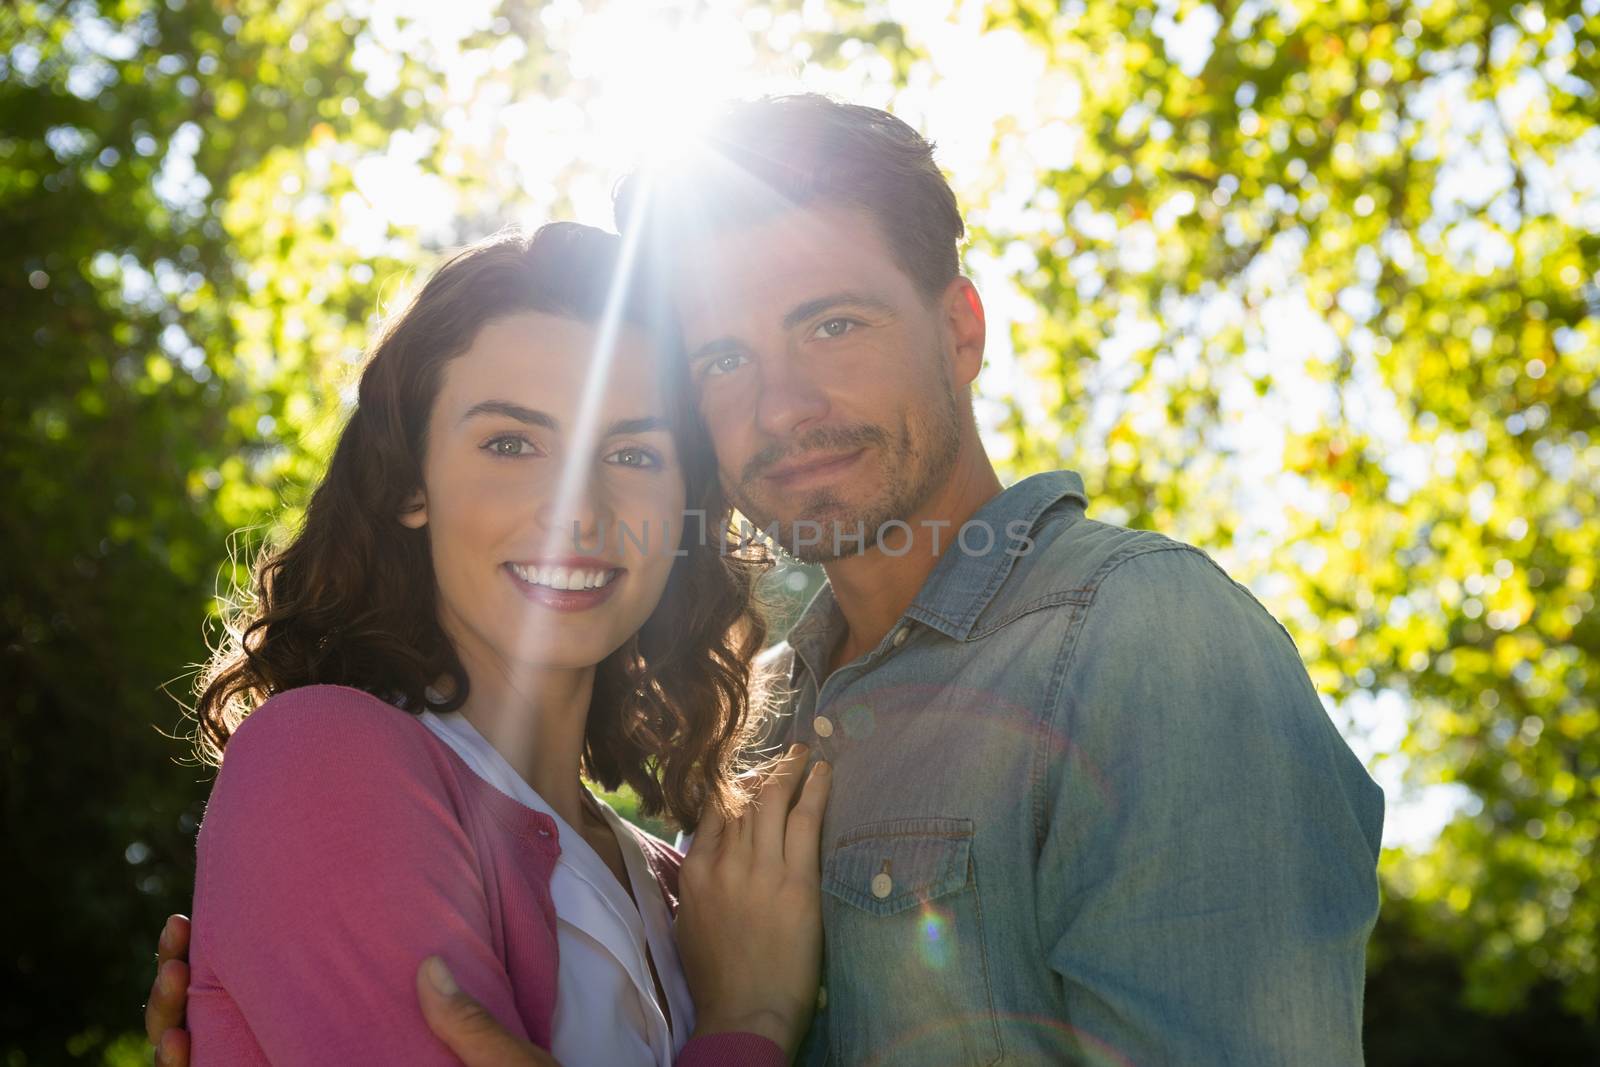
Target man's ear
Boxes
[398,489,428,529]
[941,277,986,389]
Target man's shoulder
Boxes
[974,507,1208,636]
[1031,511,1196,582]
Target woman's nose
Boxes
[533,481,612,553]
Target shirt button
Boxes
[871,872,893,899]
[892,626,909,647]
[813,715,834,738]
[816,986,828,1012]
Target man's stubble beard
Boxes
[726,378,965,565]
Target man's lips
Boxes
[761,449,866,486]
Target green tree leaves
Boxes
[6,1,1596,1059]
[979,0,1599,1016]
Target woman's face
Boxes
[403,311,687,675]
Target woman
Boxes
[176,222,826,1065]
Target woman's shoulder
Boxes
[201,686,474,864]
[223,684,438,779]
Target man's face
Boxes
[672,204,968,563]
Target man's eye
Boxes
[484,435,536,457]
[606,446,661,469]
[812,317,858,340]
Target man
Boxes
[148,95,1383,1064]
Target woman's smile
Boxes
[503,558,627,612]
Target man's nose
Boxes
[753,354,829,439]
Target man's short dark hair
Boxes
[614,94,965,302]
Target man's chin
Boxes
[742,487,863,529]
[733,508,888,562]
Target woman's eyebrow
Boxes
[460,402,666,439]
[605,416,670,437]
[686,337,743,366]
[459,400,558,428]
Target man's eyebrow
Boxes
[685,292,897,363]
[781,291,896,331]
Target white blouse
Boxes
[420,710,695,1067]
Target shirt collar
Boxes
[905,470,1087,641]
[784,470,1089,665]
[784,580,842,685]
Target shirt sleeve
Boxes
[1038,546,1385,1065]
[192,687,528,1065]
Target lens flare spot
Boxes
[917,903,952,970]
[842,701,875,738]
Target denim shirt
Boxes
[758,471,1385,1066]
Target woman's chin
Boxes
[490,626,634,673]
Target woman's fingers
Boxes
[691,797,726,857]
[783,760,831,869]
[750,744,810,859]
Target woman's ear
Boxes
[398,489,428,529]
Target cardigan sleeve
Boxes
[191,686,529,1065]
[676,1032,789,1066]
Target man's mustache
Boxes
[740,425,889,485]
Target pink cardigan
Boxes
[188,684,785,1066]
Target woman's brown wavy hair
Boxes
[193,222,773,827]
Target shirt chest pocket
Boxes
[820,818,1001,1066]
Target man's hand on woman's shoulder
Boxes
[417,956,561,1065]
[144,914,190,1067]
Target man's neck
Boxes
[822,444,1002,674]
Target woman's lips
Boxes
[503,563,624,612]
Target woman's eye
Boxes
[485,435,536,457]
[812,317,858,340]
[606,446,661,469]
[704,352,747,377]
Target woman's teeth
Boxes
[508,563,617,591]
